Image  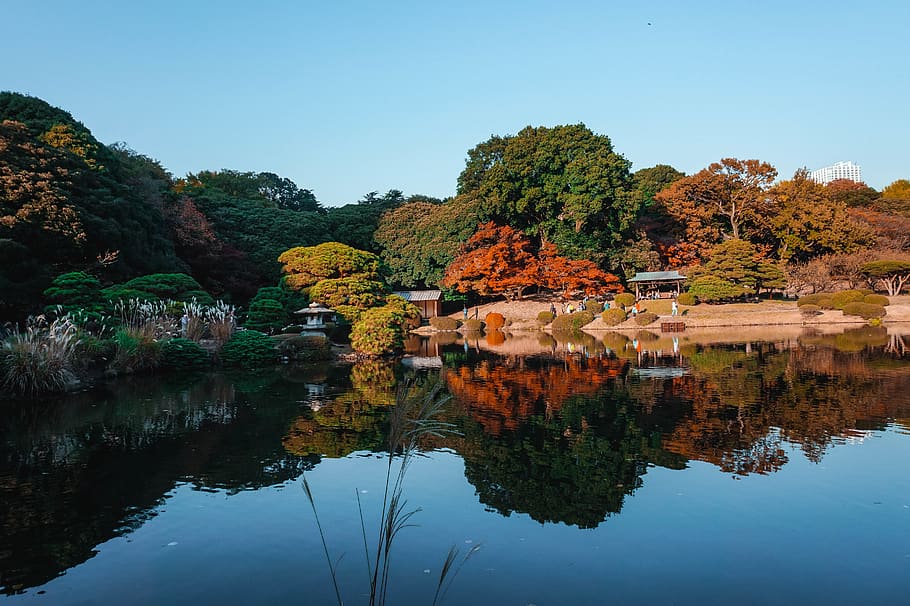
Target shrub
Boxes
[43,271,103,313]
[863,294,890,306]
[350,307,407,356]
[858,288,874,296]
[430,316,459,331]
[586,301,603,314]
[635,312,659,326]
[220,330,277,367]
[160,338,209,369]
[842,302,887,320]
[121,273,207,301]
[677,292,697,306]
[111,329,162,373]
[275,334,332,361]
[687,275,747,303]
[797,293,829,306]
[798,293,835,309]
[799,304,822,317]
[245,298,286,333]
[601,308,628,326]
[830,290,865,310]
[614,293,635,308]
[551,310,595,331]
[383,295,422,330]
[462,319,484,332]
[485,312,505,330]
[536,311,555,325]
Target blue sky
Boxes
[3,1,907,205]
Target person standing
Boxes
[671,299,678,317]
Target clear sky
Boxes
[3,1,907,205]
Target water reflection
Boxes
[1,327,909,595]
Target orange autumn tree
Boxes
[442,222,539,300]
[537,243,623,297]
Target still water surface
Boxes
[2,327,909,605]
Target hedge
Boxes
[677,292,696,306]
[462,319,484,331]
[551,310,595,331]
[863,294,890,306]
[614,293,635,308]
[220,330,278,367]
[798,293,835,309]
[634,312,659,326]
[830,290,866,310]
[430,316,459,331]
[601,308,628,326]
[842,302,887,320]
[537,311,555,325]
[485,312,505,330]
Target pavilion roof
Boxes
[628,271,686,282]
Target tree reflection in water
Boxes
[1,328,909,594]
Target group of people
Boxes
[550,296,679,317]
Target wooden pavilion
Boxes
[627,271,687,300]
[392,290,443,320]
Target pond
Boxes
[2,326,909,605]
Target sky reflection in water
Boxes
[1,327,909,605]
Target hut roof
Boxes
[628,271,686,282]
[392,290,442,302]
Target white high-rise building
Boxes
[809,161,863,185]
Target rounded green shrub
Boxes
[537,311,555,325]
[245,298,286,333]
[842,302,887,320]
[614,293,635,308]
[830,290,866,310]
[160,338,209,369]
[601,308,628,326]
[858,288,874,296]
[551,310,595,331]
[797,293,828,306]
[485,312,505,330]
[798,293,835,309]
[462,319,484,331]
[863,294,890,306]
[350,307,406,356]
[677,292,697,306]
[635,312,659,326]
[429,316,459,331]
[220,330,278,367]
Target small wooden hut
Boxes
[627,271,686,299]
[392,290,443,320]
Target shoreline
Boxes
[416,295,910,335]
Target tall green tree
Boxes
[456,124,639,262]
[374,194,482,288]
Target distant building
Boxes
[809,161,863,185]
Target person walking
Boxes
[671,299,678,317]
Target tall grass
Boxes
[206,301,236,347]
[182,300,207,342]
[303,380,477,606]
[1,317,80,395]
